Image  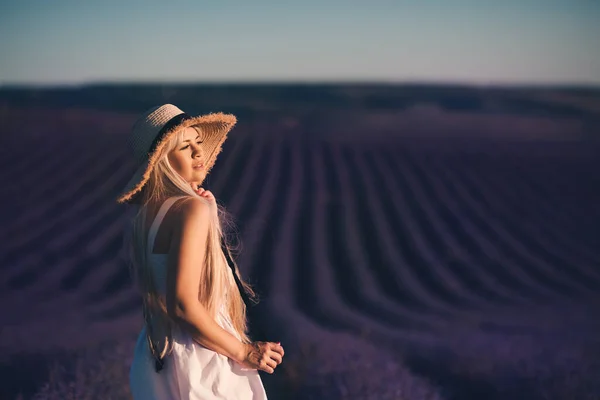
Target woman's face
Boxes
[167,126,206,185]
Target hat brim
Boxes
[117,112,237,204]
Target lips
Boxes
[193,163,204,169]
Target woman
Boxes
[118,104,284,399]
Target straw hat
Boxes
[117,104,237,204]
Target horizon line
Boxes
[2,78,600,91]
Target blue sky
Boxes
[1,0,599,85]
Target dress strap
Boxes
[147,196,187,256]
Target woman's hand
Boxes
[240,341,285,374]
[193,185,217,208]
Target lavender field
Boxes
[1,85,600,399]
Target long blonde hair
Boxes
[125,127,257,363]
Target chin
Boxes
[192,171,206,181]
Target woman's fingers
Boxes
[264,358,278,371]
[243,341,284,374]
[195,187,213,198]
[255,354,275,374]
[263,365,275,374]
[268,350,283,365]
[270,343,284,357]
[266,342,284,366]
[194,186,216,204]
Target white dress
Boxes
[129,196,268,399]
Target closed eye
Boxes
[180,141,203,150]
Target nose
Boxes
[191,143,203,158]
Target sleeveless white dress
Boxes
[129,196,268,399]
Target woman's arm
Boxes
[165,198,246,364]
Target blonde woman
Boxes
[119,104,284,399]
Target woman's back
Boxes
[142,195,233,315]
[143,196,187,296]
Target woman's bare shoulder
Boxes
[150,197,211,253]
[167,197,211,228]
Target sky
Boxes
[1,0,599,86]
